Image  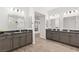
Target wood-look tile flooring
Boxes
[13,34,79,52]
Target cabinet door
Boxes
[23,33,27,45]
[56,32,60,41]
[51,31,59,41]
[0,36,12,52]
[4,36,12,51]
[19,33,26,46]
[26,30,32,44]
[51,31,55,40]
[59,32,69,44]
[13,34,20,49]
[0,36,6,52]
[70,34,79,46]
[46,29,52,39]
[69,33,75,45]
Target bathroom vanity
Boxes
[0,30,32,52]
[46,29,79,47]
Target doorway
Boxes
[34,12,46,39]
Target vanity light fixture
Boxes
[9,8,14,11]
[64,9,78,15]
[8,8,25,16]
[50,14,60,19]
[21,11,24,14]
[50,15,53,19]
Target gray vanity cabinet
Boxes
[26,30,32,44]
[19,33,26,46]
[59,32,69,44]
[0,36,6,52]
[51,31,59,41]
[0,35,12,52]
[46,29,79,47]
[46,29,52,39]
[23,33,27,45]
[5,35,13,51]
[51,31,55,40]
[46,30,59,41]
[11,31,32,50]
[69,33,76,45]
[12,33,20,49]
[70,33,79,46]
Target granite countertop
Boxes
[0,29,32,36]
[0,31,23,36]
[69,32,79,34]
[12,32,23,34]
[57,31,79,33]
[50,29,79,34]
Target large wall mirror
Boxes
[55,18,60,29]
[63,16,76,30]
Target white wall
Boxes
[0,7,8,31]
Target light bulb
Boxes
[22,11,24,14]
[50,16,53,19]
[9,8,14,11]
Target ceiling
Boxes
[33,7,56,15]
[34,7,56,20]
[35,11,45,20]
